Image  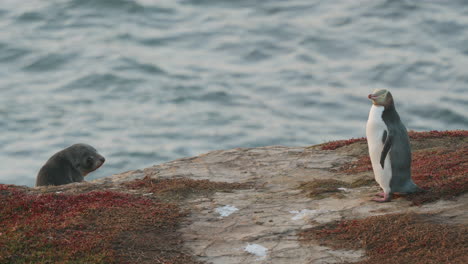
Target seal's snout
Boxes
[99,156,105,163]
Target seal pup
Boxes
[366,89,420,202]
[36,143,105,187]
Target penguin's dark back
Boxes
[382,107,418,193]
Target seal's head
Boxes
[67,143,105,176]
[368,89,394,107]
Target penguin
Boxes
[366,89,420,202]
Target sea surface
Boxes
[1,0,467,186]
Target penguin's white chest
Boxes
[366,105,392,192]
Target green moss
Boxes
[125,176,250,202]
[298,179,348,199]
[299,177,377,200]
[350,177,376,188]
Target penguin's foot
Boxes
[375,192,385,197]
[372,193,392,202]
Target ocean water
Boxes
[1,0,467,187]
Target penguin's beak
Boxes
[368,94,377,100]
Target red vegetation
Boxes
[333,130,467,205]
[409,146,468,205]
[321,137,366,150]
[300,213,468,264]
[321,130,467,150]
[0,177,247,263]
[0,185,197,264]
[408,129,468,139]
[337,144,467,205]
[339,155,372,174]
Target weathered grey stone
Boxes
[91,144,467,264]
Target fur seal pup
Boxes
[366,89,420,202]
[36,143,105,187]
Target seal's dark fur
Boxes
[36,144,105,187]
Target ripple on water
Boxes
[0,0,467,186]
[301,36,360,60]
[0,43,31,62]
[170,90,246,107]
[58,73,142,91]
[23,52,76,72]
[363,0,420,19]
[15,11,44,22]
[410,105,468,127]
[69,0,146,12]
[113,57,167,75]
[441,96,468,105]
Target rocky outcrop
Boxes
[88,132,466,264]
[6,131,463,263]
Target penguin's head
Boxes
[368,89,393,107]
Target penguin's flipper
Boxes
[381,130,387,144]
[380,132,393,169]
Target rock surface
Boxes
[90,140,467,264]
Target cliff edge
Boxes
[1,130,466,263]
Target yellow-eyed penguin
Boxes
[366,89,420,202]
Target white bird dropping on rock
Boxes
[244,243,268,259]
[215,205,239,218]
[289,209,329,220]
